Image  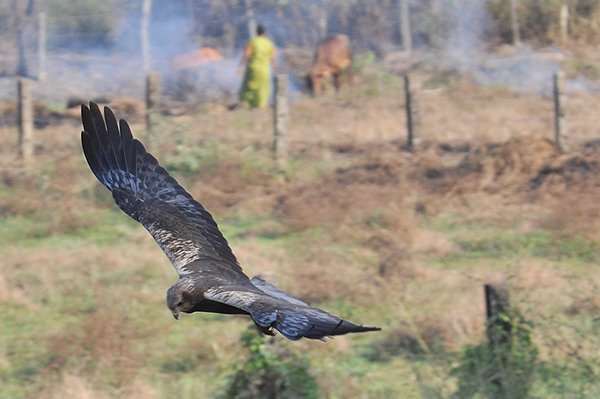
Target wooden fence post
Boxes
[553,72,568,152]
[273,74,288,167]
[18,78,34,163]
[484,284,512,398]
[403,75,420,150]
[484,283,511,397]
[484,283,511,343]
[145,72,160,138]
[37,12,46,81]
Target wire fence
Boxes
[2,0,600,152]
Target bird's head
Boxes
[166,280,195,320]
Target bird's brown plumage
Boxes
[81,102,380,340]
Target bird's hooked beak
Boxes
[172,307,180,320]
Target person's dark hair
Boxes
[257,25,266,36]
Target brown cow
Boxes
[308,34,352,95]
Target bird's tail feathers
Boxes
[250,304,380,341]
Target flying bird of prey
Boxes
[80,103,380,340]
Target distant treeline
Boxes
[0,0,599,53]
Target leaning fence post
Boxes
[18,78,34,163]
[553,72,568,152]
[145,72,160,138]
[273,74,288,168]
[485,283,511,344]
[484,283,511,396]
[403,75,420,150]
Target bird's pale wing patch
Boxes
[205,286,380,340]
[250,276,309,306]
[204,287,265,311]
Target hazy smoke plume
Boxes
[442,0,561,95]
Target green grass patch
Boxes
[427,216,600,263]
[220,214,289,243]
[164,139,228,176]
[0,209,139,248]
[532,359,600,398]
[0,304,72,398]
[446,230,600,262]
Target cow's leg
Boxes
[333,72,340,93]
[346,66,353,88]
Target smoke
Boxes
[566,76,600,92]
[444,0,489,62]
[441,0,561,95]
[474,48,564,94]
[114,12,197,71]
[2,0,599,104]
[0,3,242,104]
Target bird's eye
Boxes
[176,301,184,307]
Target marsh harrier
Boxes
[80,103,380,340]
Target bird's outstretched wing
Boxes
[81,102,241,276]
[82,103,381,340]
[206,281,381,340]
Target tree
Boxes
[13,0,36,76]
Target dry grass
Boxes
[1,73,599,397]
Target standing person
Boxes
[238,25,276,108]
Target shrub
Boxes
[363,326,430,362]
[451,308,538,399]
[219,329,320,399]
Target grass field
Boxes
[0,70,599,398]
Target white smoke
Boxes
[441,0,562,95]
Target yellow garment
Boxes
[240,36,275,108]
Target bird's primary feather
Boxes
[81,102,380,340]
[81,103,240,276]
